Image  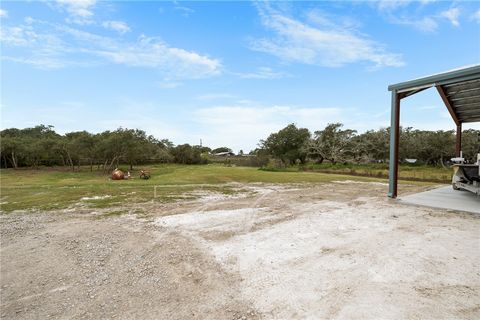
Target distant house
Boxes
[213,151,235,157]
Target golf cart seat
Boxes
[459,166,480,183]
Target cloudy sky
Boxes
[1,0,479,152]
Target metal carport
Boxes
[387,64,480,198]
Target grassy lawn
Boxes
[0,164,442,213]
[296,163,452,183]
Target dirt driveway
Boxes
[1,182,479,319]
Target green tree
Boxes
[19,125,62,168]
[262,124,310,165]
[462,129,480,163]
[1,128,23,168]
[310,123,356,164]
[171,144,203,164]
[62,131,98,171]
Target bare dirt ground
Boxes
[1,182,479,319]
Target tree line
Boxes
[0,125,206,170]
[1,124,479,170]
[258,123,480,167]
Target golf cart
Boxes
[451,153,480,196]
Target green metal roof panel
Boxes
[388,65,480,124]
[444,78,480,123]
[388,64,480,92]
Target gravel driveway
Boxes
[1,182,479,319]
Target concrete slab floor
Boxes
[399,186,480,214]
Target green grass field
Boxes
[298,163,452,183]
[0,164,445,213]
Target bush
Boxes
[262,159,287,171]
[170,144,205,164]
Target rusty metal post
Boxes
[388,91,400,198]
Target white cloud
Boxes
[174,6,195,17]
[377,2,463,32]
[440,7,460,27]
[24,16,35,24]
[235,67,288,79]
[376,0,436,12]
[157,80,182,89]
[196,93,237,101]
[194,105,342,152]
[307,9,361,31]
[102,20,130,34]
[172,0,195,17]
[93,34,221,78]
[2,56,72,69]
[0,26,30,46]
[376,0,412,12]
[0,20,222,78]
[473,9,480,23]
[251,4,404,68]
[420,0,437,5]
[0,9,8,18]
[0,23,73,69]
[57,0,96,17]
[390,16,439,32]
[56,0,97,24]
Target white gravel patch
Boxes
[156,208,268,234]
[156,189,480,319]
[333,180,389,186]
[80,195,112,201]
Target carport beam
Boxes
[456,124,462,157]
[388,91,400,198]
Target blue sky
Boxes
[1,0,479,152]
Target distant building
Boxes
[213,151,235,156]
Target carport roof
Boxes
[388,64,480,124]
